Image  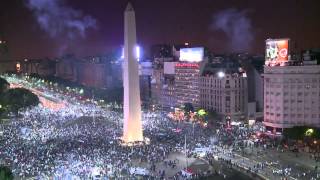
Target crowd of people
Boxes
[2,75,319,179]
[0,75,216,179]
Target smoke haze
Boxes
[211,8,254,52]
[26,0,97,39]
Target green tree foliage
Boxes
[283,126,320,140]
[203,110,221,126]
[0,88,39,113]
[0,77,9,94]
[0,166,13,180]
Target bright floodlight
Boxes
[217,71,225,78]
[136,45,140,61]
[121,45,140,61]
[121,47,124,59]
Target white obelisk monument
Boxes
[122,2,143,143]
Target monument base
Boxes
[119,137,150,147]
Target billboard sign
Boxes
[265,38,289,66]
[179,47,204,62]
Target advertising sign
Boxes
[175,63,199,68]
[265,39,289,66]
[179,47,204,62]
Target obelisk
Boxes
[122,2,143,143]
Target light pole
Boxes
[192,122,195,137]
[185,134,188,169]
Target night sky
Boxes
[1,0,320,59]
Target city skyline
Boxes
[0,0,320,59]
[1,1,320,179]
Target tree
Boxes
[0,88,39,114]
[183,103,194,114]
[0,77,9,94]
[0,166,13,180]
[283,126,320,140]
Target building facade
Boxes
[263,65,320,133]
[200,73,248,121]
[174,63,201,108]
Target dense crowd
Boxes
[0,76,215,179]
[3,75,319,179]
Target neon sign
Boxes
[175,63,199,68]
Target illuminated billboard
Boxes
[179,47,204,62]
[265,38,289,66]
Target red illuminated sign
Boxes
[175,63,199,68]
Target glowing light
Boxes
[197,109,207,116]
[121,47,124,59]
[305,128,314,136]
[136,45,140,61]
[121,45,141,61]
[265,38,289,66]
[175,63,199,68]
[242,72,247,77]
[179,47,204,62]
[217,71,225,78]
[16,62,21,73]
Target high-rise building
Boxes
[263,65,320,133]
[174,63,201,108]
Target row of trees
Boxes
[283,126,320,140]
[180,102,220,127]
[0,166,13,180]
[29,74,123,104]
[0,77,40,117]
